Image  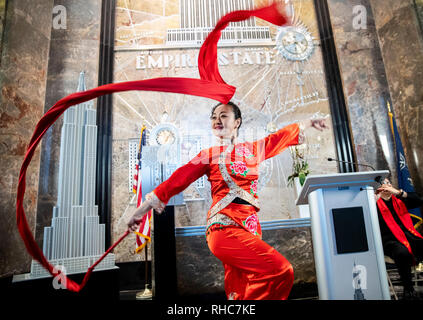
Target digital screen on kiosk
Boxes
[332,207,369,254]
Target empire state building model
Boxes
[31,72,116,277]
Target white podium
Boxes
[296,171,391,300]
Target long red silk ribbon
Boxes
[16,79,234,293]
[16,3,288,293]
[198,2,287,83]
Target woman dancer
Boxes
[128,102,328,300]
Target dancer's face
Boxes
[210,104,240,139]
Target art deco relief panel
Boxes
[111,0,338,263]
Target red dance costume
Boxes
[147,123,302,300]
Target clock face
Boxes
[156,128,176,145]
[149,123,179,146]
[276,26,314,61]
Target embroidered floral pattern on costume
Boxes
[235,146,254,159]
[208,143,260,217]
[243,214,259,235]
[230,161,249,177]
[250,180,258,195]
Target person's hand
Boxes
[300,118,329,131]
[310,118,328,131]
[376,185,401,196]
[128,215,142,232]
[127,199,152,232]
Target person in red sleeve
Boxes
[375,178,423,300]
[128,101,328,300]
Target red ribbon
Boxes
[198,2,288,83]
[15,2,288,293]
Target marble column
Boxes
[327,0,397,179]
[0,0,54,277]
[369,0,423,192]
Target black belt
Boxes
[231,197,252,205]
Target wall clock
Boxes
[275,25,315,61]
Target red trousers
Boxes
[206,205,294,300]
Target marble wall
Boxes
[176,226,316,299]
[327,0,397,178]
[0,0,54,277]
[369,0,423,193]
[416,0,423,26]
[326,0,423,195]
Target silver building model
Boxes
[166,0,272,46]
[31,72,115,277]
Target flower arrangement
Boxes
[287,145,310,187]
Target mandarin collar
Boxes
[216,137,238,146]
